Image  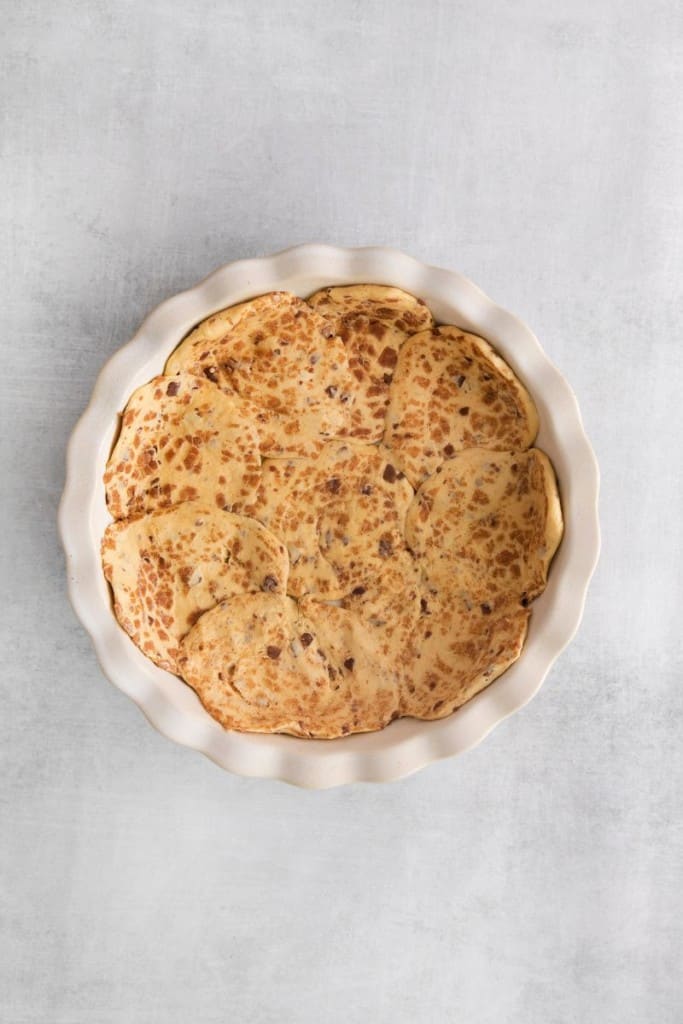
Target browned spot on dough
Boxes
[378,537,393,558]
[378,346,398,368]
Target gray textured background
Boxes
[2,1,682,1022]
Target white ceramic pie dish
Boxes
[59,245,599,788]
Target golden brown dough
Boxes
[104,374,261,519]
[165,292,355,457]
[102,502,288,672]
[102,288,563,737]
[307,285,433,441]
[384,326,538,485]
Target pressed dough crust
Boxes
[102,286,563,737]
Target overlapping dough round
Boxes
[307,285,434,440]
[101,502,288,672]
[178,593,399,737]
[164,292,355,457]
[400,599,531,719]
[405,448,563,612]
[104,374,262,519]
[384,326,539,485]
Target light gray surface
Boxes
[2,1,682,1021]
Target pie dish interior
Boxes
[59,246,599,787]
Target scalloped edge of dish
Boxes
[58,245,600,788]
